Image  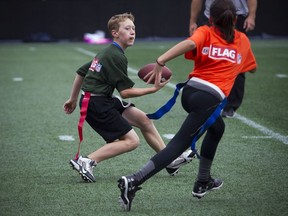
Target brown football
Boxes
[138,63,172,84]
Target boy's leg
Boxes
[88,129,139,163]
[122,106,165,152]
[71,129,140,183]
[72,96,141,182]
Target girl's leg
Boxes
[196,116,225,182]
[123,106,195,176]
[130,86,221,185]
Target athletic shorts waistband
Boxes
[81,91,106,97]
[188,77,226,100]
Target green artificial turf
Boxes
[0,39,287,216]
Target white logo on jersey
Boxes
[237,54,242,64]
[209,45,237,63]
[202,47,209,55]
[89,57,102,72]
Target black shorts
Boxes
[79,95,134,143]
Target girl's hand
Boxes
[144,64,171,91]
[144,63,163,85]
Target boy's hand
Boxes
[63,99,77,114]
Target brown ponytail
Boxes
[210,0,236,43]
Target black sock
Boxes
[197,157,212,183]
[130,160,155,185]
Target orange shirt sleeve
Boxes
[185,26,208,60]
[239,35,257,72]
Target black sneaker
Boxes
[117,176,141,211]
[192,177,223,199]
[166,150,196,176]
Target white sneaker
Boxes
[166,150,196,176]
[70,156,97,182]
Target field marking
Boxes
[59,135,75,141]
[75,47,96,56]
[75,47,288,145]
[242,136,272,139]
[235,114,288,144]
[276,74,288,78]
[13,77,23,82]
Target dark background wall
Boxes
[1,0,287,41]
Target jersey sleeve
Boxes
[185,26,207,60]
[76,61,92,77]
[239,36,257,72]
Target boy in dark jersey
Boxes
[63,13,195,183]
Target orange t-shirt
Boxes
[185,25,257,96]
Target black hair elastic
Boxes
[156,59,165,67]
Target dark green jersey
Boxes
[76,44,135,97]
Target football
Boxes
[138,63,172,84]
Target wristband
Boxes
[156,59,165,67]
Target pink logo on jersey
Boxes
[89,57,102,72]
[209,45,237,63]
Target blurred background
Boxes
[1,0,287,42]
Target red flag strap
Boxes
[74,92,91,160]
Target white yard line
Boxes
[235,114,288,144]
[75,47,96,57]
[75,47,288,145]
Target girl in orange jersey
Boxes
[117,0,257,211]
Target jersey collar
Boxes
[112,41,124,53]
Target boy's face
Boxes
[113,18,135,49]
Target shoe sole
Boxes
[70,159,81,172]
[167,159,192,176]
[166,152,196,176]
[80,166,96,183]
[222,112,235,118]
[224,115,235,118]
[166,167,180,176]
[118,176,130,211]
[192,181,224,199]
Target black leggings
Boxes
[142,86,225,180]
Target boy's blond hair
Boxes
[107,13,135,36]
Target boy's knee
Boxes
[138,115,153,129]
[126,135,140,151]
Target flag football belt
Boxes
[147,80,227,158]
[81,91,105,96]
[146,81,188,120]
